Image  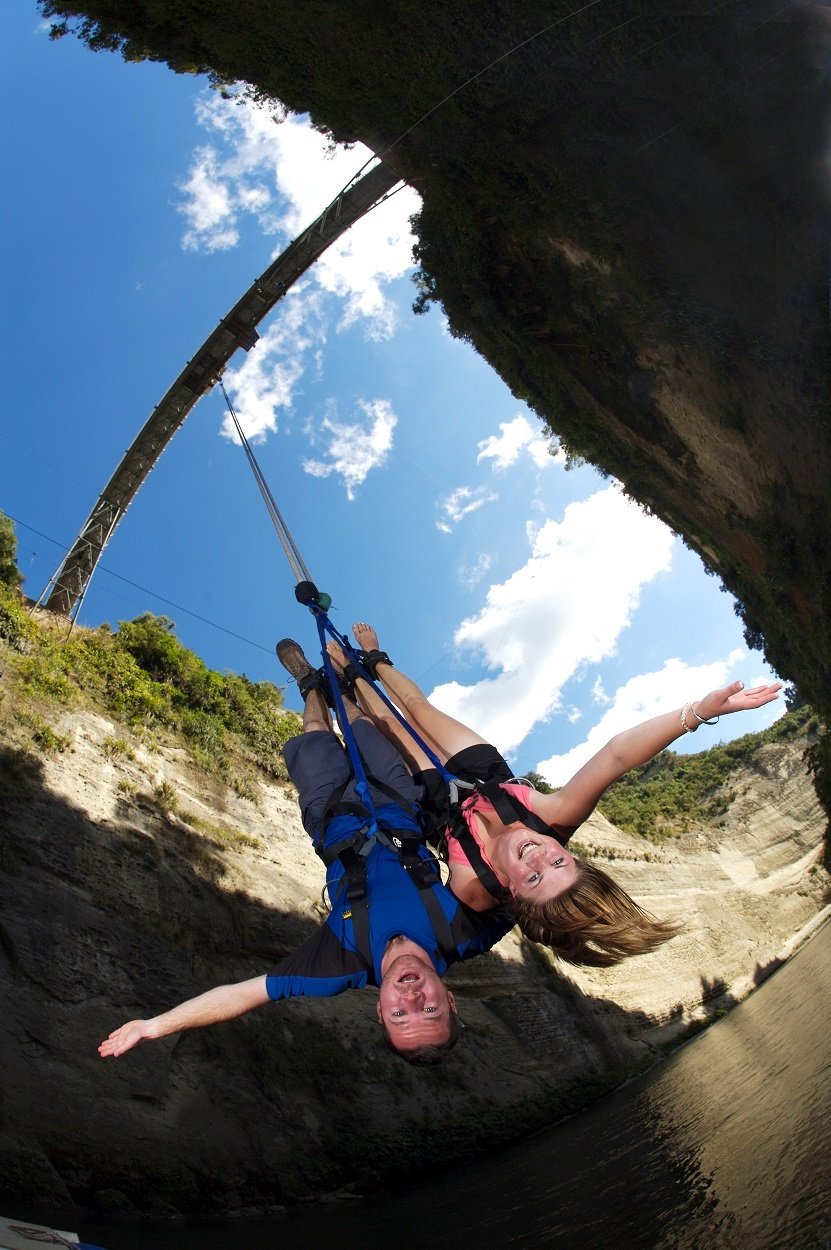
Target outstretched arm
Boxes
[532,680,782,832]
[98,975,270,1059]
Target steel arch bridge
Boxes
[41,159,400,619]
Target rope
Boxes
[375,0,612,163]
[219,380,312,584]
[220,381,462,808]
[313,609,379,827]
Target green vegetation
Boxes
[101,735,135,761]
[520,769,554,795]
[598,706,819,841]
[179,809,264,851]
[0,516,301,786]
[13,709,72,754]
[154,778,179,811]
[0,511,23,591]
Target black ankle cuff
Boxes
[299,667,332,704]
[339,662,359,696]
[358,649,393,681]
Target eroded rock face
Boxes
[0,703,827,1215]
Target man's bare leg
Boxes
[276,638,334,736]
[302,686,332,734]
[351,623,488,762]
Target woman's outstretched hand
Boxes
[695,680,782,723]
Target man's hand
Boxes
[97,976,270,1059]
[98,1019,157,1058]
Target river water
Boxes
[80,920,831,1249]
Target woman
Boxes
[327,623,782,967]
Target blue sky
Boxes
[1,5,783,782]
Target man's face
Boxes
[377,946,457,1053]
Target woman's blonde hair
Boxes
[511,858,680,966]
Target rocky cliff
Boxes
[1,667,827,1218]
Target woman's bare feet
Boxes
[353,622,380,652]
[325,640,348,674]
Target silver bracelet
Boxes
[691,702,720,727]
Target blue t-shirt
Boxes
[265,809,512,1001]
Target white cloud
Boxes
[177,94,421,339]
[220,288,327,441]
[427,485,675,753]
[313,194,418,341]
[302,398,397,499]
[477,414,561,470]
[534,649,763,786]
[178,146,241,252]
[592,675,611,705]
[459,553,494,589]
[436,485,498,533]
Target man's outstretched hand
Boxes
[98,1019,156,1058]
[97,977,271,1059]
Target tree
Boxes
[0,511,23,590]
[521,770,554,795]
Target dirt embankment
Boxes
[0,697,827,1217]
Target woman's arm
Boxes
[447,861,501,911]
[98,975,270,1058]
[531,680,781,832]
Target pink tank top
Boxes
[445,781,538,868]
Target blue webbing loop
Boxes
[346,652,459,787]
[302,600,471,844]
[311,608,379,836]
[298,592,454,780]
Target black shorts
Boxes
[445,743,513,786]
[412,744,513,837]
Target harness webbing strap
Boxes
[392,841,457,961]
[322,829,458,966]
[334,841,375,967]
[314,611,378,829]
[477,780,555,837]
[448,815,511,903]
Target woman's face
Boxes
[489,826,579,902]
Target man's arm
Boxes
[98,975,270,1059]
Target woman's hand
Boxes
[693,680,782,724]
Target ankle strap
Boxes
[299,667,332,703]
[358,649,393,681]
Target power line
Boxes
[3,510,275,656]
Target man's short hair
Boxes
[380,1014,462,1065]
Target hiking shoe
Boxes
[276,638,321,700]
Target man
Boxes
[98,639,512,1065]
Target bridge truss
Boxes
[41,159,400,619]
